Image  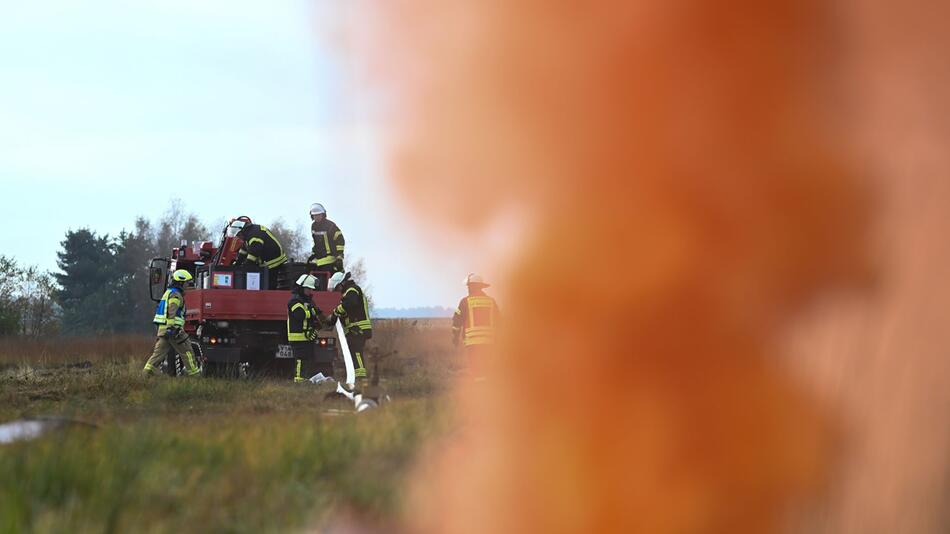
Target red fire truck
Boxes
[148,218,342,377]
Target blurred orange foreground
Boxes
[355,0,949,532]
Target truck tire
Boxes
[162,342,203,377]
[186,342,204,376]
[163,347,177,377]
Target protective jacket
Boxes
[452,291,500,346]
[237,224,288,269]
[333,280,372,337]
[153,286,185,336]
[287,292,319,342]
[310,218,345,271]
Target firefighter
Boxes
[229,218,288,269]
[308,203,345,277]
[229,218,288,288]
[326,271,372,387]
[287,274,324,383]
[452,274,500,375]
[144,269,200,376]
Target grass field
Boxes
[0,319,457,533]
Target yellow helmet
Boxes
[171,269,193,282]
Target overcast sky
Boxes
[0,1,489,308]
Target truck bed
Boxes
[184,289,342,322]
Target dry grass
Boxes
[0,319,457,532]
[0,335,153,367]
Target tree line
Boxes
[1,200,312,338]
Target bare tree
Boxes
[153,199,210,255]
[344,257,373,313]
[0,256,59,338]
[18,267,59,337]
[0,256,22,336]
[266,218,310,261]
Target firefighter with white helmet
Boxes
[452,273,500,376]
[326,271,373,388]
[287,274,325,382]
[143,269,200,376]
[308,203,345,278]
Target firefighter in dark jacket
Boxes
[327,271,372,386]
[452,273,500,377]
[287,274,323,383]
[228,217,288,289]
[228,218,288,270]
[308,203,345,276]
[144,269,200,376]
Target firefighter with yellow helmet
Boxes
[452,274,500,376]
[144,269,200,376]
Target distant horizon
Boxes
[372,305,454,319]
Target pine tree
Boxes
[55,229,118,334]
[111,220,157,333]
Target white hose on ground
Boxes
[336,320,356,388]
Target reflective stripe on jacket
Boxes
[153,287,185,330]
[310,218,345,267]
[287,295,316,342]
[238,224,288,268]
[452,294,499,346]
[334,282,372,335]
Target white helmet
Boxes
[328,271,346,290]
[226,219,247,238]
[465,273,489,287]
[295,274,318,290]
[309,203,326,216]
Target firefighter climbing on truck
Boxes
[308,203,345,278]
[287,274,326,383]
[144,269,200,377]
[228,217,288,288]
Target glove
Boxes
[164,327,180,338]
[328,314,338,327]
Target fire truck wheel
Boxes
[163,348,177,377]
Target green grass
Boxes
[0,321,457,533]
[1,405,444,533]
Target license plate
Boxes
[275,344,294,359]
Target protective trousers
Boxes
[144,332,199,376]
[464,343,491,380]
[347,333,369,384]
[292,341,315,383]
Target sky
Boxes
[0,1,486,308]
